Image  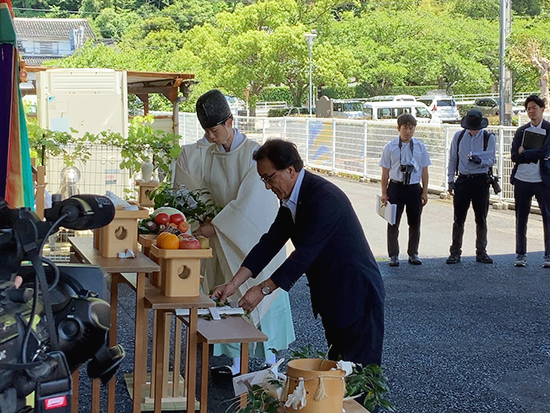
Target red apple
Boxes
[178,236,200,249]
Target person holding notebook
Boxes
[511,95,550,267]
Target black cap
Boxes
[461,109,489,130]
[196,89,232,129]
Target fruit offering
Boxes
[156,233,180,249]
[139,207,192,237]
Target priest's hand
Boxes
[194,219,215,238]
[238,286,264,312]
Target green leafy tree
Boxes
[508,17,550,101]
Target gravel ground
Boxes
[74,176,550,412]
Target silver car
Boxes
[471,97,520,116]
[418,95,461,123]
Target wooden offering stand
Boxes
[150,244,212,297]
[135,179,159,207]
[93,207,149,257]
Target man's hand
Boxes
[468,154,482,164]
[210,266,254,303]
[380,194,389,205]
[421,192,428,206]
[238,285,265,312]
[211,281,238,303]
[448,182,455,196]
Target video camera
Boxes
[0,195,125,413]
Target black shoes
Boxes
[476,253,493,264]
[446,254,461,264]
[211,365,236,383]
[408,254,422,265]
[389,256,399,267]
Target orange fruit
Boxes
[158,233,179,249]
[156,232,171,246]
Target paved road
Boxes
[77,173,550,412]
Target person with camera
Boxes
[510,95,550,268]
[379,113,431,267]
[446,109,496,265]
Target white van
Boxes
[362,101,439,124]
[368,94,416,102]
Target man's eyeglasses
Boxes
[260,170,280,184]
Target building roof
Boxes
[23,67,196,104]
[23,55,62,66]
[13,18,95,41]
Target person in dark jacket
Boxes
[211,139,385,367]
[510,95,550,267]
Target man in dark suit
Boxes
[212,139,385,367]
[511,94,550,267]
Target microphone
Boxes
[45,195,115,230]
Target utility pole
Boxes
[305,32,317,117]
[499,0,513,126]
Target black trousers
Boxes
[450,174,490,256]
[321,300,384,368]
[513,179,550,256]
[387,181,423,257]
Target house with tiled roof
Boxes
[14,18,95,66]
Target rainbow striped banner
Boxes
[0,0,34,208]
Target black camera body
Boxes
[400,164,414,185]
[487,174,502,194]
[0,195,124,413]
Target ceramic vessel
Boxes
[141,161,154,182]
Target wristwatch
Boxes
[261,282,273,296]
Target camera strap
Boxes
[455,129,494,177]
[398,138,414,165]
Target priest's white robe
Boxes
[175,132,295,359]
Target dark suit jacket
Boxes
[242,170,385,329]
[511,119,550,187]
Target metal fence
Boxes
[179,113,518,203]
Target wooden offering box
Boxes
[150,244,212,297]
[94,207,150,258]
[135,179,159,207]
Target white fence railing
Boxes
[39,114,525,205]
[179,113,518,203]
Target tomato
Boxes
[169,214,184,224]
[154,213,170,225]
[178,221,190,233]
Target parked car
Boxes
[362,101,439,124]
[417,95,461,123]
[471,97,519,116]
[332,99,365,119]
